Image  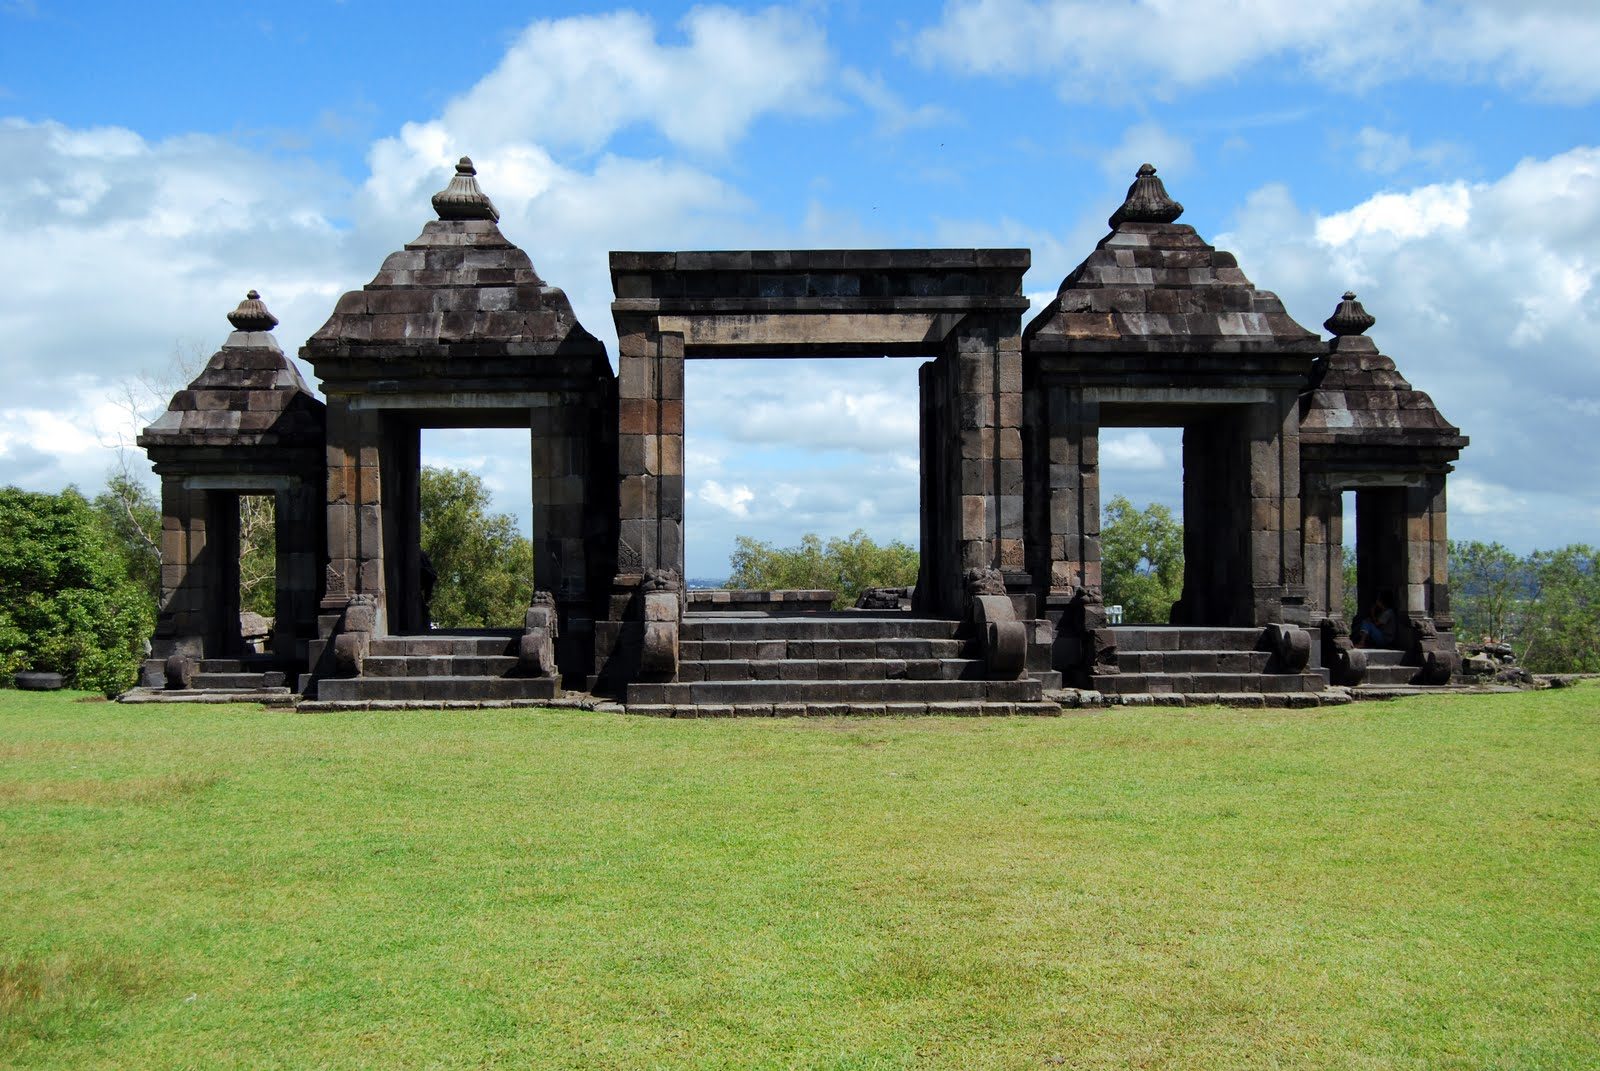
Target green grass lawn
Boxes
[2,687,1598,1070]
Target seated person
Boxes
[1352,589,1397,649]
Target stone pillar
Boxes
[1245,393,1306,625]
[1407,474,1452,629]
[325,400,388,632]
[614,324,684,580]
[274,478,322,661]
[947,315,1024,579]
[1300,479,1343,624]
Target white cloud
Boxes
[839,68,956,137]
[694,480,756,517]
[912,0,1600,102]
[1101,429,1172,470]
[1217,145,1600,547]
[1351,127,1461,176]
[1099,121,1194,181]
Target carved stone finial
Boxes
[1109,163,1184,228]
[431,156,500,223]
[1324,290,1376,336]
[227,290,278,332]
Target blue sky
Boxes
[1,0,1596,578]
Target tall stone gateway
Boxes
[138,291,324,695]
[130,160,1467,708]
[299,159,616,703]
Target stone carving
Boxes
[163,654,195,690]
[431,157,499,222]
[1323,290,1375,337]
[1108,163,1183,227]
[329,595,377,678]
[227,289,279,332]
[515,592,559,679]
[1265,623,1312,673]
[963,567,1007,597]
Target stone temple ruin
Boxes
[132,160,1467,711]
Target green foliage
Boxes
[727,529,918,608]
[1521,545,1600,674]
[90,473,161,604]
[0,487,154,695]
[1449,539,1527,643]
[236,494,276,618]
[1100,495,1184,624]
[1342,544,1360,627]
[419,466,533,628]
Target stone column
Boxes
[1407,474,1452,629]
[324,400,387,631]
[274,478,322,661]
[1300,479,1343,624]
[154,478,215,660]
[1245,393,1306,625]
[944,314,1026,596]
[614,323,684,580]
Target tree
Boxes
[1448,540,1527,644]
[91,472,162,604]
[237,494,277,618]
[727,529,919,608]
[1520,545,1599,673]
[1100,495,1184,624]
[0,487,155,695]
[1342,544,1360,628]
[419,466,534,628]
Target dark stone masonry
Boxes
[131,160,1467,711]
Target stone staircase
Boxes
[1359,648,1420,687]
[1093,626,1329,700]
[124,655,295,703]
[311,630,559,705]
[625,612,1061,716]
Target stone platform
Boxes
[624,611,1062,717]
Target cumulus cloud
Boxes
[1217,145,1600,547]
[912,0,1600,102]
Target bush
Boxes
[728,530,919,608]
[0,487,155,695]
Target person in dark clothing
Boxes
[1353,588,1397,648]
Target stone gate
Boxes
[135,159,1467,708]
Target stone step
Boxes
[316,675,558,702]
[679,637,969,662]
[1116,650,1271,674]
[683,616,964,642]
[1092,671,1329,696]
[361,655,520,678]
[190,671,287,690]
[683,658,988,683]
[627,701,1066,718]
[1364,665,1419,686]
[1111,626,1265,653]
[1363,648,1410,666]
[625,678,1043,706]
[367,633,517,658]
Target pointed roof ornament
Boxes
[431,156,500,223]
[227,289,279,332]
[1324,290,1376,336]
[1109,163,1184,228]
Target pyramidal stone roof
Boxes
[139,291,324,450]
[1025,164,1322,356]
[1300,292,1467,451]
[304,157,603,360]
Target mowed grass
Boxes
[2,688,1598,1070]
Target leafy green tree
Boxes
[419,466,534,628]
[1342,544,1360,628]
[1100,495,1184,624]
[1520,545,1599,673]
[727,529,919,608]
[0,487,155,695]
[237,494,277,618]
[92,471,162,604]
[1448,540,1527,644]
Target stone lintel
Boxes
[610,248,1030,273]
[182,474,303,492]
